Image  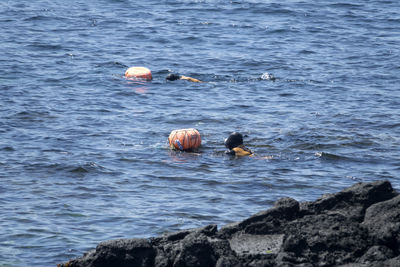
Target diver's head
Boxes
[166,73,181,81]
[224,132,244,150]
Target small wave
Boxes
[328,3,362,9]
[299,49,316,54]
[279,93,296,97]
[20,161,116,177]
[1,146,15,151]
[315,152,348,161]
[26,42,63,50]
[68,162,108,174]
[268,28,289,34]
[70,166,89,173]
[249,5,295,16]
[291,142,340,151]
[96,61,128,68]
[24,15,51,21]
[9,110,56,123]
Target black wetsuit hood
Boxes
[166,73,181,81]
[224,132,244,150]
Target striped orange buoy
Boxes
[168,128,201,151]
[125,66,152,81]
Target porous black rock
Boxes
[59,180,400,267]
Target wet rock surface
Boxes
[59,180,400,266]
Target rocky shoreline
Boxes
[59,180,400,266]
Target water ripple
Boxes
[1,0,400,266]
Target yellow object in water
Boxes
[180,75,202,83]
[232,145,253,156]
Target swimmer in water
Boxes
[166,73,202,83]
[224,132,253,157]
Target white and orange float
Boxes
[168,128,201,151]
[125,66,152,81]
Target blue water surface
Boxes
[1,0,400,265]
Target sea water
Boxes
[1,0,400,265]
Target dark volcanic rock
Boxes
[59,180,400,267]
[362,194,400,256]
[61,238,156,267]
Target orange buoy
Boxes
[168,128,201,151]
[125,66,152,81]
